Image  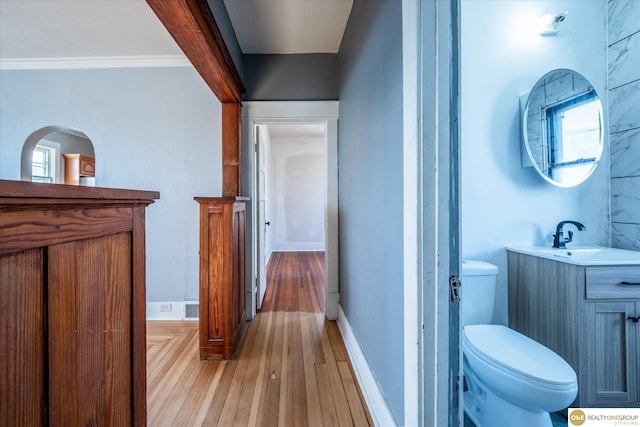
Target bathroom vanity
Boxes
[507,246,640,407]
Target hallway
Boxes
[146,252,372,426]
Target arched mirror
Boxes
[522,69,604,187]
[21,126,95,185]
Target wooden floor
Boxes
[260,251,326,313]
[147,252,372,426]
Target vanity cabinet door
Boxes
[585,301,639,406]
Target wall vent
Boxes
[184,302,199,319]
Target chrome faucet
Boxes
[553,221,586,249]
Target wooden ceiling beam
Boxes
[146,0,244,103]
[146,0,245,196]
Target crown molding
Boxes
[0,55,191,70]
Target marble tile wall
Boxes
[608,0,640,250]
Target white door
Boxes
[256,126,269,309]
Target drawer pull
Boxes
[628,316,640,323]
[620,281,640,286]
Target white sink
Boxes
[507,245,640,265]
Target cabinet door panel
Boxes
[206,206,226,341]
[48,233,132,425]
[0,249,45,426]
[586,301,637,405]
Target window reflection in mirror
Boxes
[523,69,604,188]
[545,90,602,186]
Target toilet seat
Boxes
[463,324,577,391]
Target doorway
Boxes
[254,123,327,314]
[243,101,339,320]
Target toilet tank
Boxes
[461,260,498,326]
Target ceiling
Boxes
[0,1,183,60]
[0,0,353,60]
[0,0,345,139]
[223,0,353,54]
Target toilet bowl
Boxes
[463,324,578,427]
[461,260,578,427]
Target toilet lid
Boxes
[463,325,577,387]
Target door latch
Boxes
[628,316,640,323]
[450,275,461,303]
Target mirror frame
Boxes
[522,68,604,188]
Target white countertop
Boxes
[506,245,640,266]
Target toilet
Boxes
[461,260,578,427]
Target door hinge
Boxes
[450,275,461,303]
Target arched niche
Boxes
[21,126,95,184]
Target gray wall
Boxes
[608,0,640,250]
[337,0,404,423]
[208,0,244,84]
[243,54,337,100]
[44,131,94,157]
[0,66,223,304]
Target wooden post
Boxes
[222,102,242,197]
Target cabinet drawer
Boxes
[586,266,640,299]
[79,156,95,176]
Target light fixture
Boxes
[538,11,568,36]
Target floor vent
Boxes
[184,303,199,319]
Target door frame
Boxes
[242,101,339,320]
[254,125,268,312]
[403,0,460,425]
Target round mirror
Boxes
[523,69,604,187]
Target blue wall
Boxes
[0,66,222,304]
[337,0,404,423]
[461,0,609,325]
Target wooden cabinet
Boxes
[0,179,158,426]
[63,154,95,185]
[586,300,639,405]
[507,251,640,407]
[195,197,248,359]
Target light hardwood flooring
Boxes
[147,252,373,426]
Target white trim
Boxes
[243,101,340,320]
[402,1,421,425]
[270,242,325,252]
[417,1,457,425]
[243,101,339,120]
[337,304,397,427]
[0,55,191,70]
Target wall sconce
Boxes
[539,11,568,36]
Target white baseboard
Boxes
[146,301,199,321]
[337,304,397,427]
